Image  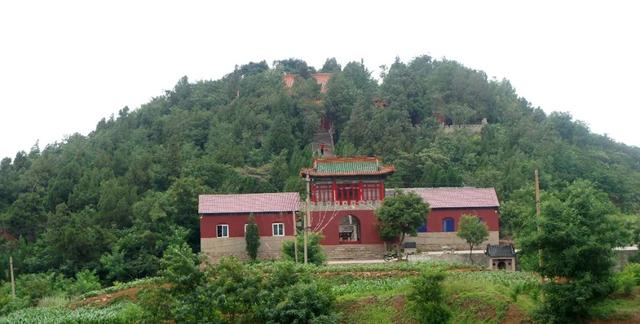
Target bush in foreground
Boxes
[408,270,451,324]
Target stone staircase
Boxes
[312,129,334,157]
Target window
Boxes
[362,183,381,201]
[313,184,333,202]
[216,224,229,238]
[417,223,427,233]
[336,183,359,203]
[442,218,455,232]
[272,223,285,236]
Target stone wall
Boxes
[405,231,499,252]
[201,236,294,262]
[323,244,386,261]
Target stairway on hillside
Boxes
[312,129,334,157]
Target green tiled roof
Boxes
[316,160,378,173]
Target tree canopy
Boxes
[457,215,489,264]
[376,190,430,252]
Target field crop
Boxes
[0,301,142,324]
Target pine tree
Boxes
[245,214,260,261]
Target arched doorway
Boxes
[497,261,507,270]
[339,215,361,243]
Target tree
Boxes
[320,57,341,73]
[518,180,626,323]
[408,270,451,324]
[245,214,260,261]
[457,215,489,264]
[376,191,429,258]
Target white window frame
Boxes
[272,223,285,236]
[216,224,229,238]
[244,224,248,236]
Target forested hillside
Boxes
[1,56,639,283]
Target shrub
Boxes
[615,271,635,296]
[257,281,337,324]
[408,270,451,324]
[160,242,203,292]
[68,269,101,296]
[137,287,176,323]
[614,263,640,296]
[533,276,615,324]
[622,263,640,284]
[245,214,260,261]
[282,233,326,265]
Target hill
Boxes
[0,56,639,283]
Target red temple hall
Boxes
[199,156,500,261]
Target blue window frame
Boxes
[443,218,455,232]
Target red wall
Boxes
[200,212,296,238]
[311,209,384,245]
[426,207,499,232]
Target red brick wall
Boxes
[312,209,383,245]
[427,207,499,232]
[200,212,296,238]
[312,207,499,245]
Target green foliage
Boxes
[0,301,143,324]
[68,269,101,296]
[518,181,623,323]
[137,257,337,323]
[160,242,204,292]
[408,270,451,324]
[245,214,260,261]
[282,232,327,265]
[0,55,639,289]
[615,263,640,296]
[457,215,489,264]
[376,190,429,250]
[320,57,341,73]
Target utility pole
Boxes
[304,174,310,264]
[535,169,543,268]
[10,256,15,298]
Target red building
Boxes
[199,192,298,261]
[199,157,500,261]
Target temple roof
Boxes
[391,187,500,209]
[485,244,516,258]
[300,156,395,177]
[199,192,300,214]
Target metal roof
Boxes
[394,187,500,209]
[199,192,300,214]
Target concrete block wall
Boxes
[405,231,499,252]
[201,236,294,262]
[322,244,386,260]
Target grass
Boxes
[590,287,640,320]
[333,277,412,300]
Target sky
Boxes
[1,1,639,160]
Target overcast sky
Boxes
[1,1,639,160]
